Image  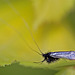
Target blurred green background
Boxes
[0,0,75,75]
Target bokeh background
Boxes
[0,0,75,75]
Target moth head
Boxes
[42,53,51,58]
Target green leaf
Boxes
[0,62,58,75]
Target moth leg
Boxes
[41,59,46,62]
[59,58,68,62]
[33,59,46,64]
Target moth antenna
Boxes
[0,18,41,55]
[5,0,43,54]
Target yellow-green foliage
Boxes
[0,0,75,75]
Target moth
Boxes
[2,0,75,64]
[40,51,75,63]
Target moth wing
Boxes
[50,51,75,60]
